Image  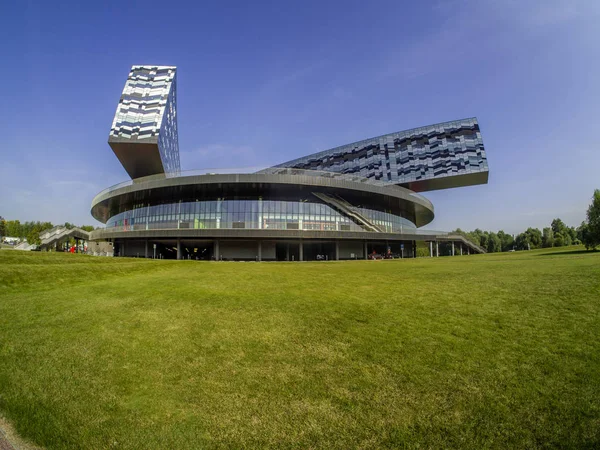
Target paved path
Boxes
[0,431,14,450]
[0,420,40,450]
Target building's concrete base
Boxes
[112,238,418,261]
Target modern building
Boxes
[90,65,488,260]
[108,65,180,179]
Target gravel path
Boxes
[0,418,39,450]
[0,431,14,450]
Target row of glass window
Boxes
[106,200,416,233]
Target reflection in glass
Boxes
[106,199,416,233]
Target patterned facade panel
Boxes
[274,118,488,191]
[109,65,180,175]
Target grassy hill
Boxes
[0,248,599,448]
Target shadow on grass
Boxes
[535,249,598,257]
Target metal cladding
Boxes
[273,118,488,192]
[108,65,180,179]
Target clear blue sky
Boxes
[1,0,599,233]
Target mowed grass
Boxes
[0,248,599,449]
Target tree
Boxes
[0,216,5,237]
[80,225,95,232]
[550,218,573,247]
[515,232,529,250]
[466,230,482,248]
[582,189,600,250]
[551,218,572,247]
[515,228,542,250]
[25,221,53,246]
[577,221,588,242]
[542,227,554,248]
[5,220,21,237]
[554,234,564,247]
[487,232,501,253]
[451,228,482,248]
[578,222,594,250]
[497,230,514,252]
[525,227,542,248]
[551,218,567,236]
[479,232,489,250]
[567,226,577,243]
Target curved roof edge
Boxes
[90,171,434,227]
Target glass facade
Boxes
[109,65,180,174]
[106,199,416,233]
[274,118,487,187]
[157,76,180,174]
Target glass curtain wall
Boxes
[106,200,416,233]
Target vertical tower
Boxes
[109,65,180,179]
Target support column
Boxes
[452,241,455,256]
[364,241,368,260]
[468,247,470,256]
[436,241,439,257]
[177,239,181,260]
[145,240,149,258]
[413,241,417,258]
[299,241,303,261]
[286,243,290,261]
[335,241,339,261]
[214,240,220,261]
[460,245,463,256]
[122,241,125,257]
[257,241,262,262]
[430,241,433,257]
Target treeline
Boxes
[0,217,97,245]
[453,189,600,253]
[2,190,599,251]
[453,219,581,253]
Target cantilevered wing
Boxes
[272,118,488,192]
[109,65,180,179]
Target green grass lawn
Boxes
[0,248,599,449]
